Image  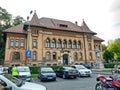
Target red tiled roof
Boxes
[3,24,26,34]
[4,13,97,35]
[93,36,104,42]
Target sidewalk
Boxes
[91,68,113,75]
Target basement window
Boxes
[59,24,68,28]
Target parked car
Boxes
[0,67,9,74]
[71,65,92,77]
[0,74,47,90]
[17,66,31,82]
[55,66,78,79]
[82,63,91,69]
[38,67,56,81]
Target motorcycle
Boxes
[95,74,120,90]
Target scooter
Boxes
[95,74,120,90]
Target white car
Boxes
[0,74,47,90]
[17,66,31,81]
[71,65,92,77]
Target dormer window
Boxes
[59,24,68,28]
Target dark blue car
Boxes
[38,67,56,81]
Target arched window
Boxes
[74,52,78,61]
[33,51,37,60]
[52,39,56,48]
[89,52,93,60]
[46,52,51,60]
[52,52,57,60]
[79,52,83,60]
[63,40,67,48]
[73,40,77,48]
[45,38,50,48]
[68,40,72,48]
[57,39,62,48]
[12,52,20,60]
[78,41,81,49]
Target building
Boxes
[3,12,104,66]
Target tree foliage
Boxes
[107,38,120,60]
[0,6,25,63]
[103,50,114,63]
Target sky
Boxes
[0,0,119,45]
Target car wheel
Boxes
[79,73,82,77]
[62,74,66,79]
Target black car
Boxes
[55,66,78,79]
[38,67,56,81]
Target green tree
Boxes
[103,50,114,63]
[0,6,25,64]
[107,38,120,60]
[102,44,107,51]
[12,16,25,26]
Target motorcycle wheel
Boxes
[95,83,103,90]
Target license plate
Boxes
[48,77,53,79]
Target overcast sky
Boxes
[0,0,119,45]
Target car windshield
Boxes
[41,68,54,73]
[76,66,86,69]
[17,67,30,72]
[4,74,23,87]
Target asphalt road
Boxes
[32,74,98,90]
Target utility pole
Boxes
[25,11,33,66]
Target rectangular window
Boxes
[15,39,19,47]
[20,39,24,47]
[88,43,92,50]
[10,39,14,47]
[33,39,37,48]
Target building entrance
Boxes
[63,54,69,65]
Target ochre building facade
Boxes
[4,13,104,66]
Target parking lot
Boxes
[32,74,97,90]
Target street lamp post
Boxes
[25,11,33,66]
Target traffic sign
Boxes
[26,50,32,58]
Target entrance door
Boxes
[63,54,69,65]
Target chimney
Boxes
[75,21,78,25]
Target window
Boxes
[89,52,93,60]
[33,51,37,60]
[45,38,50,48]
[52,39,56,48]
[46,52,50,60]
[74,52,78,61]
[68,40,72,48]
[20,39,24,47]
[10,39,14,47]
[33,39,37,48]
[77,41,81,49]
[15,39,19,47]
[12,52,20,60]
[80,52,83,60]
[73,40,77,48]
[88,43,92,50]
[31,30,38,35]
[87,35,92,42]
[59,24,68,28]
[52,52,56,60]
[57,39,62,48]
[63,40,67,48]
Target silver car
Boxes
[71,65,92,77]
[0,74,47,90]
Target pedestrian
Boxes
[12,65,19,78]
